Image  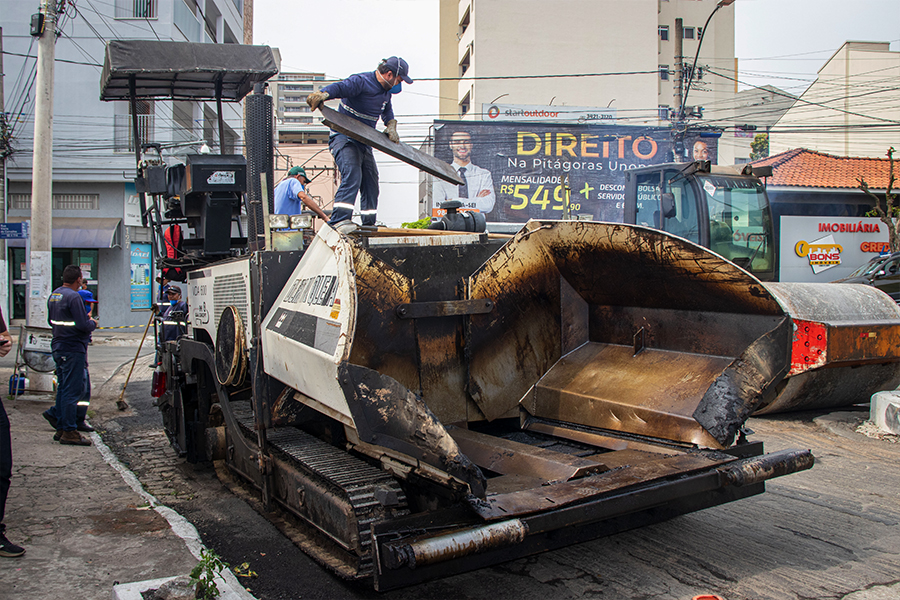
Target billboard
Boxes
[779,216,890,282]
[431,120,718,222]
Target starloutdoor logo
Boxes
[487,105,500,119]
[795,234,844,274]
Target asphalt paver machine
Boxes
[99,40,828,590]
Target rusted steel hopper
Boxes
[755,282,900,414]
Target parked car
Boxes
[832,252,900,302]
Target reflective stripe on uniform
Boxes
[340,102,379,122]
[77,401,90,407]
[360,209,378,215]
[162,321,187,326]
[333,202,356,210]
[50,320,77,326]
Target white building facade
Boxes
[770,41,900,159]
[438,0,739,163]
[2,0,246,325]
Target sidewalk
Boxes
[2,331,254,599]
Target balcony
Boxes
[174,0,202,42]
[114,113,154,153]
[115,0,157,18]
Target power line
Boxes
[2,49,101,68]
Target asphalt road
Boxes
[15,339,900,600]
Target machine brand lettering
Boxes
[284,275,338,308]
[207,170,236,185]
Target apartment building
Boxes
[2,0,246,326]
[269,71,338,217]
[438,0,738,162]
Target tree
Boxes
[858,147,898,252]
[749,133,769,161]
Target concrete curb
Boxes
[92,431,257,600]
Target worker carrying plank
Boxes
[306,57,412,229]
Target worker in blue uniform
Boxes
[43,265,97,446]
[306,56,412,228]
[273,165,329,220]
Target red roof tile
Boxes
[751,148,896,190]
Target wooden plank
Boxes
[317,105,464,185]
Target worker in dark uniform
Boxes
[0,308,24,557]
[43,265,97,446]
[306,56,412,228]
[160,285,188,343]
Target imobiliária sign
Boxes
[780,216,891,282]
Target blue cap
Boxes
[381,57,412,84]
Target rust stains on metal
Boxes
[468,221,791,444]
[447,425,607,482]
[693,318,792,446]
[719,449,815,487]
[467,451,735,520]
[383,519,529,570]
[338,363,487,497]
[528,342,729,448]
[760,282,900,414]
[347,245,420,394]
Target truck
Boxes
[102,40,900,590]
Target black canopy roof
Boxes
[100,40,278,102]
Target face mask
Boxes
[390,82,402,94]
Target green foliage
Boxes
[750,133,769,161]
[402,217,431,229]
[190,548,228,599]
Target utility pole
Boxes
[29,0,57,390]
[673,18,685,161]
[0,27,8,318]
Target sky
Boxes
[253,0,900,226]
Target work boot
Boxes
[0,534,25,558]
[76,423,95,433]
[58,431,92,446]
[42,410,58,430]
[53,430,62,442]
[334,220,358,235]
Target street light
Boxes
[675,0,735,159]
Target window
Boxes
[658,105,671,120]
[173,101,195,144]
[115,0,157,18]
[114,99,154,152]
[459,48,471,77]
[697,27,702,40]
[659,65,669,81]
[174,0,201,41]
[658,25,669,41]
[459,6,470,36]
[9,194,100,210]
[459,91,471,117]
[683,27,695,39]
